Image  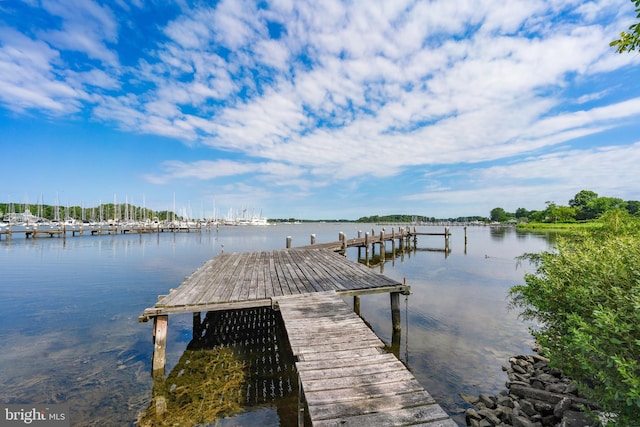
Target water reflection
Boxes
[139,307,302,427]
[489,225,511,240]
[0,224,554,426]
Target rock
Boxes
[461,392,481,405]
[531,354,550,364]
[537,373,559,384]
[496,394,514,408]
[466,407,482,422]
[464,354,599,427]
[559,410,597,427]
[507,380,530,389]
[512,415,542,427]
[478,394,496,409]
[531,380,545,390]
[564,382,578,395]
[546,382,566,394]
[499,404,514,421]
[519,399,537,417]
[512,364,528,375]
[530,398,554,415]
[477,409,502,426]
[553,397,573,418]
[541,414,558,427]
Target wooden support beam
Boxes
[365,232,370,265]
[353,295,361,315]
[152,315,168,374]
[390,292,401,332]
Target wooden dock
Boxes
[0,222,210,239]
[277,292,456,426]
[139,247,456,426]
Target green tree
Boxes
[569,190,598,208]
[515,207,529,219]
[625,200,640,215]
[569,190,598,220]
[528,210,545,222]
[541,201,576,223]
[490,207,509,222]
[582,197,627,220]
[510,211,640,425]
[611,0,640,53]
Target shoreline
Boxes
[462,353,603,427]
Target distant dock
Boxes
[139,245,457,426]
[288,226,457,263]
[0,221,212,239]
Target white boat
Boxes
[249,216,270,226]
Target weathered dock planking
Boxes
[139,247,456,426]
[276,292,457,426]
[139,248,408,320]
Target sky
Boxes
[1,0,640,220]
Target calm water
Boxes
[0,224,553,426]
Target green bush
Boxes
[510,210,640,426]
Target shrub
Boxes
[509,210,640,426]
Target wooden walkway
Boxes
[139,247,456,426]
[139,248,408,320]
[276,292,457,426]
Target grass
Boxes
[516,222,602,232]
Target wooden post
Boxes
[390,228,396,253]
[365,232,370,265]
[445,227,450,252]
[286,236,292,248]
[390,320,401,359]
[353,295,361,315]
[310,234,316,245]
[379,230,385,262]
[339,232,347,255]
[464,226,468,254]
[152,315,168,374]
[390,292,401,332]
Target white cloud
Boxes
[404,141,640,213]
[0,28,82,113]
[3,0,640,213]
[143,158,307,186]
[39,0,119,66]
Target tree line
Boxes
[490,190,640,223]
[356,214,487,223]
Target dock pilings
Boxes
[287,226,453,265]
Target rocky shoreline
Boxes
[462,354,603,427]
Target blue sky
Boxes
[1,0,640,220]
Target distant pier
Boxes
[288,226,456,262]
[0,221,212,239]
